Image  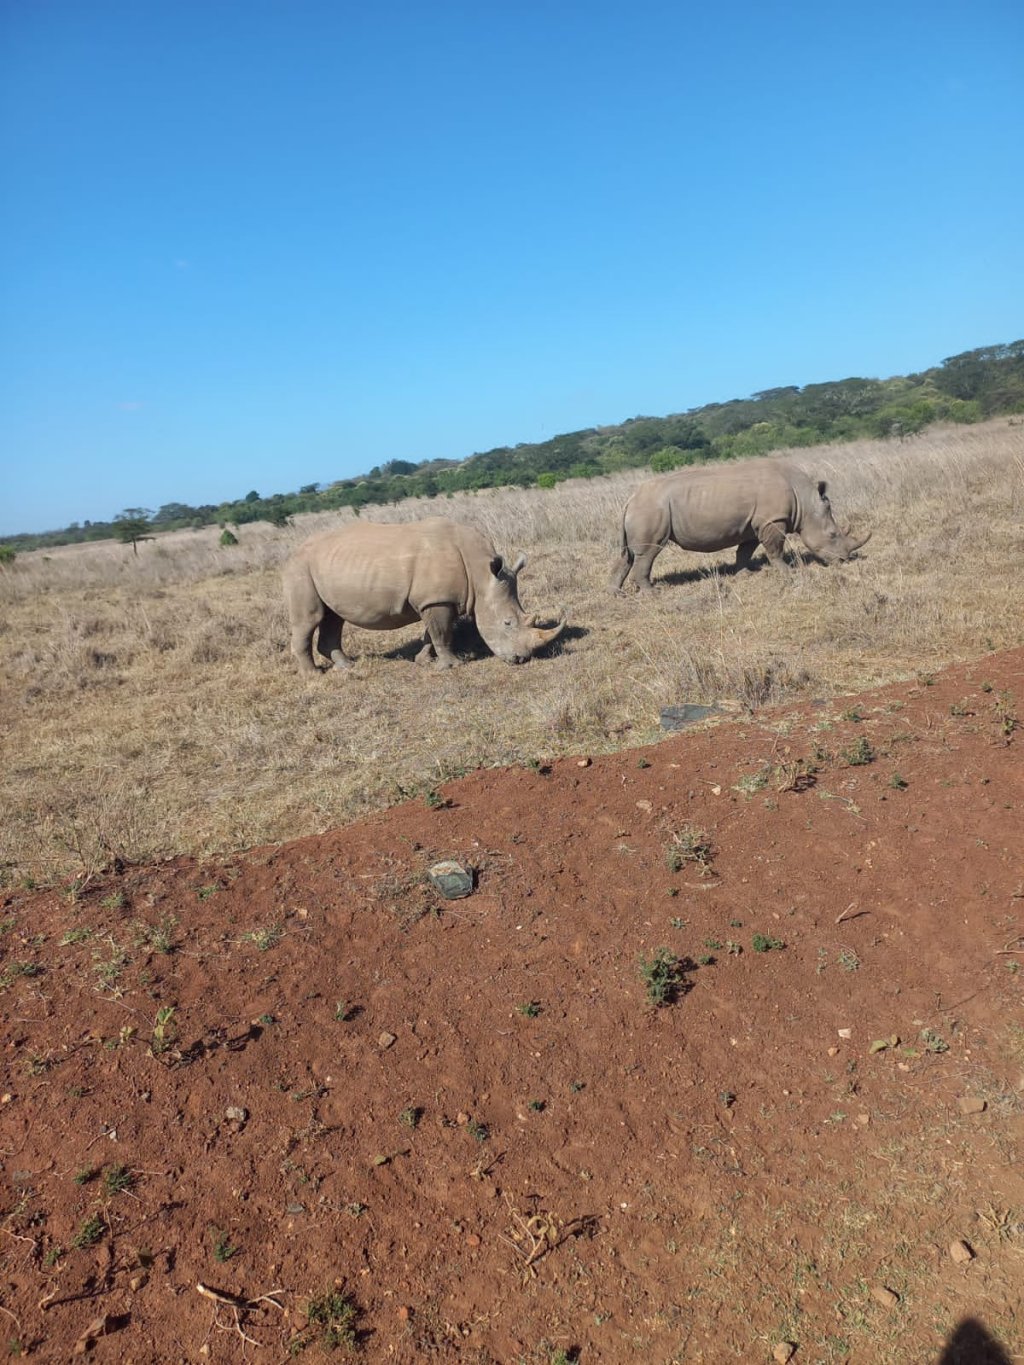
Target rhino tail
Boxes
[609,511,634,592]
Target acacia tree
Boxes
[114,509,155,555]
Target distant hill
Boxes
[5,339,1022,552]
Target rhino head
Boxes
[476,553,566,664]
[801,481,872,564]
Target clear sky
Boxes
[2,0,1022,535]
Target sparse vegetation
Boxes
[665,825,713,874]
[211,1228,239,1262]
[752,934,785,953]
[842,736,875,767]
[303,1288,360,1351]
[243,924,282,952]
[516,1001,541,1018]
[71,1214,104,1249]
[638,947,685,1006]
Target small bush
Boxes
[638,947,684,1006]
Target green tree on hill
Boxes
[113,510,155,556]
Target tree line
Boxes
[4,339,1022,555]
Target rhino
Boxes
[610,457,871,593]
[284,516,566,673]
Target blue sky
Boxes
[2,0,1022,535]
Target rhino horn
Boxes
[846,528,872,553]
[530,613,567,649]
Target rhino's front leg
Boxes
[418,605,461,669]
[734,539,759,570]
[757,522,791,567]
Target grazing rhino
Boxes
[284,517,566,673]
[610,457,871,593]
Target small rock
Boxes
[856,1113,870,1126]
[660,702,723,731]
[827,1046,839,1057]
[286,1202,305,1214]
[1,1093,12,1104]
[837,1028,852,1039]
[378,1032,397,1050]
[225,1105,248,1125]
[427,860,473,900]
[949,1240,974,1264]
[773,1344,796,1364]
[871,1285,899,1309]
[397,1305,411,1321]
[957,1096,986,1115]
[456,1111,470,1126]
[129,1273,148,1292]
[635,800,653,813]
[465,1233,480,1247]
[576,757,592,767]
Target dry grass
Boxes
[2,420,1022,886]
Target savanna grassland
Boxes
[2,420,1022,888]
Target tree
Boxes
[219,528,239,547]
[113,509,155,555]
[244,490,261,503]
[0,545,16,566]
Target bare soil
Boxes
[2,650,1023,1364]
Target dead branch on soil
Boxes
[196,1281,285,1349]
[499,1195,598,1280]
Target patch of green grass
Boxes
[211,1228,239,1263]
[100,890,126,911]
[842,736,875,766]
[103,1164,134,1196]
[196,883,221,901]
[0,961,42,990]
[399,1106,421,1129]
[74,1167,98,1186]
[752,934,785,953]
[837,949,860,972]
[150,1005,177,1055]
[60,926,94,946]
[72,1214,105,1250]
[528,1099,546,1112]
[516,1001,541,1018]
[638,947,684,1006]
[888,772,908,789]
[466,1120,489,1143]
[304,1288,360,1351]
[243,924,282,952]
[334,1000,354,1022]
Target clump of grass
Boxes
[196,883,220,901]
[638,947,684,1006]
[100,890,126,911]
[60,926,93,945]
[0,961,42,990]
[103,1164,134,1196]
[516,1001,541,1018]
[888,772,908,789]
[837,949,860,972]
[665,826,713,874]
[243,924,282,952]
[72,1214,105,1250]
[466,1120,490,1143]
[305,1288,361,1350]
[752,933,785,953]
[211,1228,239,1262]
[150,1005,177,1056]
[399,1106,421,1129]
[842,736,875,766]
[334,1000,354,1021]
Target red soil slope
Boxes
[2,651,1023,1364]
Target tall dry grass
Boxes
[2,420,1022,886]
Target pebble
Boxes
[957,1096,986,1115]
[465,1233,480,1247]
[129,1274,148,1292]
[378,1032,397,1050]
[773,1344,796,1364]
[949,1240,974,1264]
[427,860,473,900]
[871,1285,899,1309]
[225,1106,248,1125]
[576,757,592,767]
[397,1306,411,1321]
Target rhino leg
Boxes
[316,608,353,670]
[609,547,633,593]
[286,571,329,675]
[734,539,759,570]
[757,522,790,567]
[419,605,461,668]
[629,542,665,593]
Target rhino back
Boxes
[299,519,470,627]
[632,459,798,549]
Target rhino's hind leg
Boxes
[315,608,353,670]
[609,546,633,592]
[629,542,665,593]
[419,605,461,668]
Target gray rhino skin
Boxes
[284,517,566,673]
[610,457,871,593]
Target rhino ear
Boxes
[489,555,504,578]
[510,553,527,576]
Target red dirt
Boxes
[2,651,1023,1364]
